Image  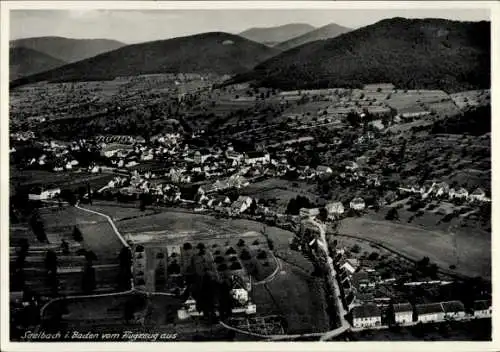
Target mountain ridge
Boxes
[230,18,490,93]
[275,22,352,51]
[10,36,126,63]
[10,32,281,87]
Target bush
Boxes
[226,247,236,255]
[183,242,192,251]
[257,251,268,259]
[240,250,252,261]
[218,263,228,271]
[351,244,361,253]
[230,262,242,270]
[214,256,225,264]
[368,252,379,261]
[237,239,245,247]
[385,207,399,221]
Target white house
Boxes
[434,182,450,197]
[316,165,333,175]
[415,303,445,323]
[393,303,413,325]
[245,151,270,165]
[325,202,345,219]
[28,187,61,200]
[469,188,488,202]
[350,197,366,211]
[473,300,492,319]
[341,258,359,275]
[449,187,469,199]
[345,161,359,171]
[231,196,253,215]
[299,207,320,218]
[442,300,466,320]
[352,304,382,328]
[194,150,213,164]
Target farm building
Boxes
[415,303,445,323]
[351,304,382,328]
[473,300,492,319]
[393,303,413,325]
[325,202,345,219]
[28,187,61,200]
[231,196,253,215]
[350,197,366,211]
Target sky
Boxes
[10,8,490,44]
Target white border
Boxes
[1,1,499,352]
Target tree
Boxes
[318,207,328,222]
[45,250,58,295]
[30,212,47,243]
[60,239,70,255]
[72,226,83,242]
[118,247,132,290]
[183,242,192,251]
[240,250,252,261]
[385,207,399,221]
[237,239,245,247]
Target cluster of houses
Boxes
[398,182,490,203]
[351,299,491,329]
[331,248,492,330]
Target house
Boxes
[231,196,253,215]
[351,304,382,328]
[393,303,413,325]
[442,300,466,320]
[345,161,359,171]
[28,187,61,200]
[194,149,213,164]
[469,188,488,202]
[101,143,133,158]
[434,182,450,197]
[449,187,468,199]
[415,303,445,323]
[299,207,320,218]
[473,300,492,319]
[341,258,360,275]
[316,165,333,175]
[245,151,270,165]
[325,202,345,219]
[350,197,366,211]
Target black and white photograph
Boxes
[1,0,496,349]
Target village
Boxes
[9,81,491,340]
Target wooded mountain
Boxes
[275,22,352,51]
[10,37,125,63]
[232,18,490,93]
[9,47,67,81]
[11,32,281,87]
[238,24,315,47]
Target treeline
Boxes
[430,105,491,136]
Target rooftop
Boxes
[393,302,413,313]
[473,300,491,311]
[415,303,444,315]
[352,304,381,319]
[441,300,465,313]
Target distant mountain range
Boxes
[238,23,315,47]
[275,22,352,51]
[231,18,490,93]
[10,37,125,63]
[10,32,280,86]
[9,47,67,81]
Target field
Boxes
[97,207,331,333]
[336,212,490,279]
[251,262,330,334]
